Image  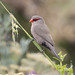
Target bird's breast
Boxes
[31,25,43,44]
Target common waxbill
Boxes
[29,15,61,60]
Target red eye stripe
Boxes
[29,18,40,23]
[33,18,40,21]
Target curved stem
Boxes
[0,1,56,68]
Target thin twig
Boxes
[0,1,56,68]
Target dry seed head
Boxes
[11,18,19,43]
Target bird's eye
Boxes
[33,19,40,21]
[33,19,37,21]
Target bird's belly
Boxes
[31,32,43,44]
[31,25,44,44]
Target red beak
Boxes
[29,19,33,23]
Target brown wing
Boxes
[34,24,55,46]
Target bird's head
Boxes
[29,15,45,24]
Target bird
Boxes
[29,15,61,61]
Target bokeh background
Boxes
[0,0,75,75]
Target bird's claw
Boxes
[31,38,35,42]
[40,49,44,54]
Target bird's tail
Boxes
[49,44,61,61]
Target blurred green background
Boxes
[0,0,75,75]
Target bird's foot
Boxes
[40,49,45,54]
[31,38,35,42]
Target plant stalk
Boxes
[0,1,56,68]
